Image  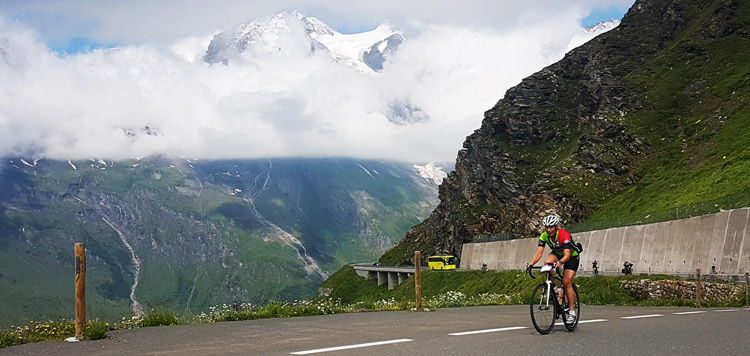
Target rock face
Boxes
[382,0,750,265]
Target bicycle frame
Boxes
[528,264,563,312]
[527,263,579,334]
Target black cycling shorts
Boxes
[550,253,579,272]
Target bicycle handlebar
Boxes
[526,263,562,279]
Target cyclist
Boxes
[526,214,579,322]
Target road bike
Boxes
[526,263,580,334]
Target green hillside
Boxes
[591,0,750,218]
[0,158,437,326]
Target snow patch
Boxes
[413,162,447,185]
[357,163,376,179]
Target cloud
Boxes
[0,2,630,162]
[0,1,635,44]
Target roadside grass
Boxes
[2,267,745,349]
[0,319,110,349]
[321,266,748,309]
[134,308,184,328]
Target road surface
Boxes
[2,305,748,355]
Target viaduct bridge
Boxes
[351,264,426,290]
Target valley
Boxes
[0,158,442,326]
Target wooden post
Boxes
[415,251,422,310]
[75,243,86,338]
[695,269,701,308]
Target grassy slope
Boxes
[321,266,747,307]
[589,2,750,219]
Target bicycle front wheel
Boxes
[530,283,556,334]
[562,284,580,331]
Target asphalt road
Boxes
[2,305,749,356]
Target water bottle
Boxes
[555,286,563,304]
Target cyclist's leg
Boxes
[562,257,579,310]
[543,253,559,265]
[544,253,559,279]
[563,270,576,310]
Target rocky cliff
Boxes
[382,0,750,265]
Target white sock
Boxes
[568,310,576,316]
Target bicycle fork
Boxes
[540,279,553,311]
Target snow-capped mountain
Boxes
[204,11,404,73]
[585,19,621,33]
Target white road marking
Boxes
[290,339,413,355]
[621,314,664,319]
[449,326,528,336]
[580,319,609,323]
[555,319,608,326]
[715,309,739,312]
[673,311,707,315]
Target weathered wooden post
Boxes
[695,269,701,307]
[75,243,86,338]
[415,251,422,310]
[746,273,749,307]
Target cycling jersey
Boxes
[538,228,579,258]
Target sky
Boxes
[0,0,635,163]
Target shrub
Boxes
[138,308,182,327]
[83,321,109,340]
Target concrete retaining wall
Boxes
[460,207,750,276]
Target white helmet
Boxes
[542,214,560,227]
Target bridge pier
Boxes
[388,273,399,290]
[377,271,388,286]
[398,272,409,285]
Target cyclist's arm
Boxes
[528,245,545,267]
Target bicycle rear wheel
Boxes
[562,284,580,331]
[530,283,556,334]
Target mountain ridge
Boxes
[203,11,404,73]
[378,0,750,265]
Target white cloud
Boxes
[0,1,635,45]
[0,1,632,162]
